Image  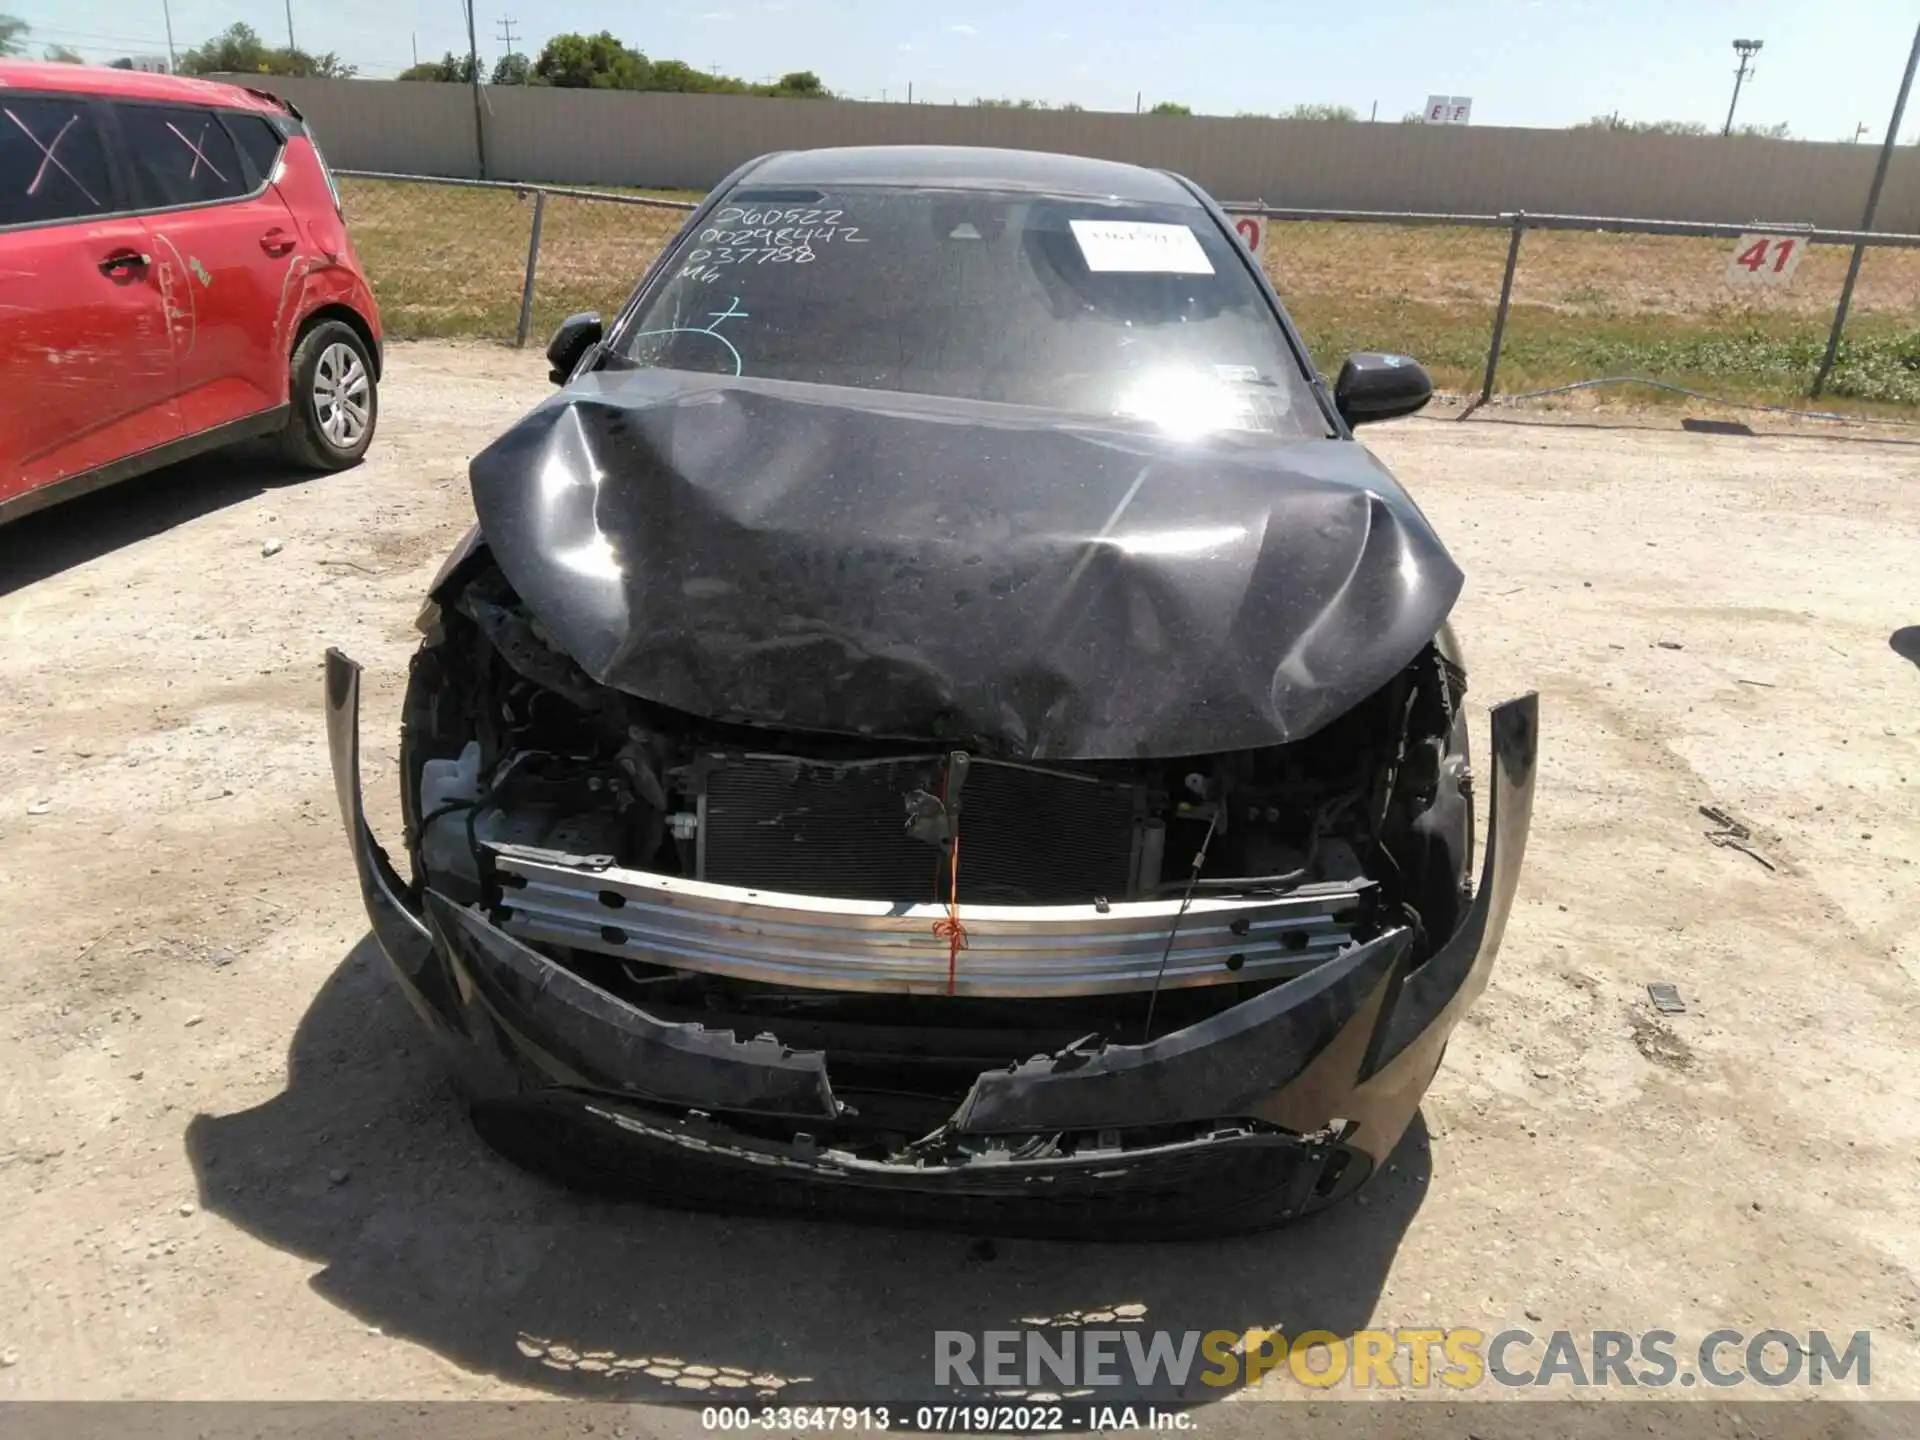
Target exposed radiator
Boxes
[697,753,1145,903]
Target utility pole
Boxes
[284,0,297,51]
[411,32,418,67]
[1723,38,1762,136]
[496,17,521,80]
[161,0,176,71]
[1852,121,1869,142]
[1814,18,1920,396]
[463,0,488,177]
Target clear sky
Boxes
[10,0,1920,140]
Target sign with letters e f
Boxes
[1425,94,1473,124]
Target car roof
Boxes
[740,146,1201,205]
[0,60,293,114]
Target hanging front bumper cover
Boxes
[324,647,1537,1236]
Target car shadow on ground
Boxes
[1892,627,1920,669]
[0,443,316,597]
[184,937,1430,1403]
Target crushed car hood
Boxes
[467,370,1463,760]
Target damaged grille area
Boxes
[489,841,1376,996]
[697,753,1144,903]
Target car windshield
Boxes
[614,185,1329,439]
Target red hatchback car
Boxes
[0,61,382,525]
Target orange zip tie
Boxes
[932,775,968,995]
[934,829,968,995]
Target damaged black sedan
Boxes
[325,145,1537,1237]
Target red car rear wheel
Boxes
[282,320,378,470]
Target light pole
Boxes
[1813,18,1920,396]
[1723,38,1762,135]
[161,0,176,70]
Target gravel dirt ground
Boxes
[1,342,1917,1424]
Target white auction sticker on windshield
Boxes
[1069,220,1215,275]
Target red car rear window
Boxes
[115,103,251,208]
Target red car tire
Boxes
[281,320,378,471]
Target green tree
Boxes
[644,58,715,92]
[532,31,650,89]
[178,22,356,78]
[1283,102,1357,122]
[0,13,27,55]
[766,69,826,97]
[491,51,533,85]
[43,43,84,63]
[525,29,829,97]
[1148,101,1191,116]
[178,21,269,73]
[287,48,353,77]
[399,51,476,82]
[1573,115,1708,135]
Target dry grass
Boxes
[341,177,1920,411]
[1270,222,1920,409]
[341,179,693,342]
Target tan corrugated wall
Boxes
[236,76,1920,231]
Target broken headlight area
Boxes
[322,548,1510,1230]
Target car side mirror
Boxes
[1334,352,1433,426]
[546,312,603,385]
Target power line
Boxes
[21,22,411,73]
[20,23,173,48]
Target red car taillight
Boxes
[307,134,344,218]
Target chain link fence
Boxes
[338,173,694,346]
[338,172,1920,421]
[1233,205,1920,419]
[1484,227,1920,415]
